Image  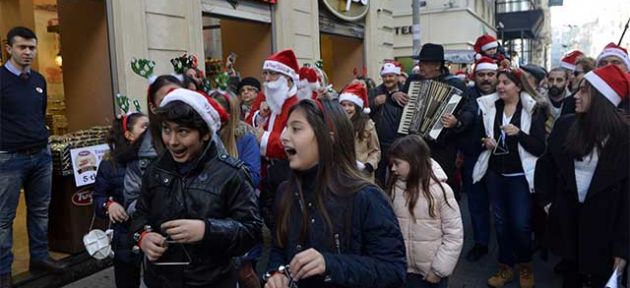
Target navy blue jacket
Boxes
[269,168,406,288]
[0,65,48,151]
[93,158,139,263]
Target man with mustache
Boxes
[0,27,66,288]
[545,68,570,120]
[459,56,498,262]
[402,43,473,200]
[368,62,405,186]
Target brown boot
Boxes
[518,262,535,288]
[487,263,514,287]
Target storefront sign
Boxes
[395,25,413,35]
[72,187,94,206]
[70,144,109,187]
[322,0,369,22]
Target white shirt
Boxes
[574,148,599,203]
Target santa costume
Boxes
[247,49,300,159]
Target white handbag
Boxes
[83,203,115,260]
[83,228,115,260]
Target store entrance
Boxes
[202,15,272,86]
[0,0,113,278]
[320,33,365,91]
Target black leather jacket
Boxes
[131,142,263,288]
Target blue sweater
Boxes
[0,65,48,151]
[236,132,261,187]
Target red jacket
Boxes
[247,92,298,159]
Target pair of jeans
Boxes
[485,169,532,267]
[0,148,52,274]
[462,156,490,246]
[405,273,448,288]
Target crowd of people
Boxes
[0,25,629,288]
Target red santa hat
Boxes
[560,50,584,71]
[339,83,370,114]
[474,34,499,54]
[263,49,300,83]
[298,66,319,85]
[380,62,401,76]
[474,56,498,72]
[584,64,630,106]
[160,88,225,133]
[596,42,630,69]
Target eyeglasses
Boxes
[573,70,584,77]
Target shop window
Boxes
[202,14,272,88]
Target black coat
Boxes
[268,168,406,288]
[368,83,405,150]
[131,142,263,287]
[535,115,629,276]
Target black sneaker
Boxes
[0,273,11,288]
[29,257,67,274]
[465,244,488,262]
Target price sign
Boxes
[70,144,109,187]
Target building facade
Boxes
[391,0,497,72]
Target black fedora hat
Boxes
[414,43,445,62]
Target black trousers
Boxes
[562,259,609,288]
[114,258,141,288]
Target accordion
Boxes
[397,80,463,140]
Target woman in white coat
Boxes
[473,67,546,288]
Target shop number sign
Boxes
[70,144,109,187]
[322,0,369,22]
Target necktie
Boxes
[20,73,30,80]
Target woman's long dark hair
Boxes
[275,99,372,248]
[106,113,146,165]
[147,75,183,153]
[386,135,450,220]
[565,82,629,158]
[349,103,370,141]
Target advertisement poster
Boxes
[70,144,109,187]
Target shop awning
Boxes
[497,9,544,40]
[445,50,475,64]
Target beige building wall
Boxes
[109,0,394,101]
[272,0,320,66]
[365,0,395,81]
[109,0,203,111]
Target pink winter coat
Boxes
[390,160,463,278]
